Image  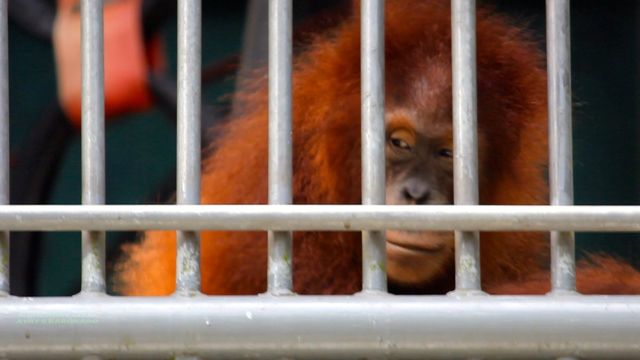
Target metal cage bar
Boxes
[81,355,101,360]
[267,0,294,295]
[0,0,7,297]
[451,0,482,293]
[175,0,202,295]
[80,0,106,295]
[547,0,576,295]
[361,0,387,293]
[2,205,640,232]
[2,296,640,359]
[176,3,203,357]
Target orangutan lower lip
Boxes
[386,240,445,253]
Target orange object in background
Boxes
[53,0,156,128]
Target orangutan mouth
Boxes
[386,239,446,254]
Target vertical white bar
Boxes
[451,0,482,293]
[267,0,294,295]
[80,0,106,294]
[361,0,387,293]
[548,11,578,358]
[547,0,576,295]
[0,0,8,297]
[175,0,202,295]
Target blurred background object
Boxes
[7,0,640,296]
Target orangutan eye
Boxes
[390,137,411,150]
[438,148,453,158]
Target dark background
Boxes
[7,0,640,296]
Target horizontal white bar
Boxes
[0,295,639,359]
[0,205,639,232]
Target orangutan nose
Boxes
[401,180,431,205]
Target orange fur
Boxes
[116,0,639,296]
[485,255,640,295]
